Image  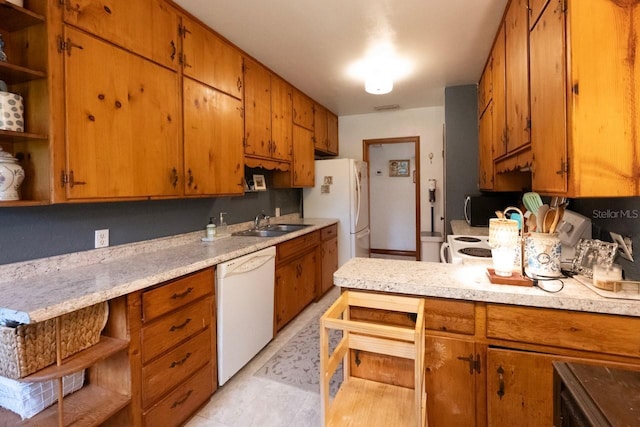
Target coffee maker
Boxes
[556,210,592,263]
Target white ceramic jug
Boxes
[0,147,25,200]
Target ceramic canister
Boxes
[524,232,562,278]
[0,148,25,201]
[0,91,24,132]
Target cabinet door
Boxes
[183,78,244,196]
[529,0,551,29]
[243,58,272,158]
[492,24,507,159]
[478,104,494,190]
[292,124,315,187]
[326,112,339,155]
[313,104,328,151]
[181,16,243,100]
[64,27,180,199]
[270,76,293,161]
[425,336,481,427]
[320,237,338,296]
[63,0,179,70]
[292,90,314,130]
[275,249,317,331]
[478,60,492,116]
[530,0,568,194]
[484,348,612,427]
[505,0,530,152]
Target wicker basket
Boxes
[0,302,108,379]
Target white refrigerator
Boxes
[303,158,370,267]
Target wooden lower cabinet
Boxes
[344,294,640,427]
[318,224,338,298]
[129,268,217,427]
[425,336,483,427]
[274,231,320,331]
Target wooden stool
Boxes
[320,290,427,427]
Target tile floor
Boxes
[185,287,340,427]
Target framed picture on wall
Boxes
[389,160,410,177]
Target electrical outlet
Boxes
[95,229,109,248]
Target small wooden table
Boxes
[553,362,640,426]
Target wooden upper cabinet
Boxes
[312,103,339,156]
[478,104,494,190]
[62,0,179,70]
[504,0,530,153]
[492,24,507,159]
[530,0,640,196]
[243,57,272,159]
[181,16,243,100]
[313,104,328,151]
[530,0,567,194]
[270,75,293,162]
[292,90,314,131]
[183,77,244,196]
[478,58,492,116]
[63,26,180,199]
[326,111,339,155]
[243,57,292,163]
[529,0,550,29]
[292,124,315,187]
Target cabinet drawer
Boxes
[142,297,212,363]
[321,224,338,240]
[143,362,214,427]
[424,298,475,335]
[350,297,475,335]
[142,328,212,408]
[277,231,320,262]
[142,269,214,322]
[486,304,640,358]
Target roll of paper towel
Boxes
[0,91,24,132]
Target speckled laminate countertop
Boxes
[0,216,337,324]
[334,257,640,317]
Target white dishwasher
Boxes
[216,246,276,385]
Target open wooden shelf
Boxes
[0,61,46,84]
[0,129,48,143]
[0,1,45,31]
[24,336,129,382]
[0,384,130,427]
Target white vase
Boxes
[0,148,25,201]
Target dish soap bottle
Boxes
[206,217,216,239]
[218,212,228,235]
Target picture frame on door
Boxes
[389,160,410,177]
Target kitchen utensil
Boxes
[549,206,565,233]
[495,210,504,219]
[523,192,543,214]
[543,207,557,233]
[537,204,549,232]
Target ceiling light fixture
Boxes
[365,73,393,95]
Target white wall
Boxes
[339,106,445,237]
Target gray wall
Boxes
[444,85,479,234]
[0,185,300,265]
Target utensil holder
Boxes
[524,232,562,278]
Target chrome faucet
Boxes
[254,211,270,229]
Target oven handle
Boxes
[440,242,450,263]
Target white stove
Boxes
[440,235,492,264]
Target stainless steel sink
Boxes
[232,229,288,237]
[264,224,311,232]
[232,224,311,237]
